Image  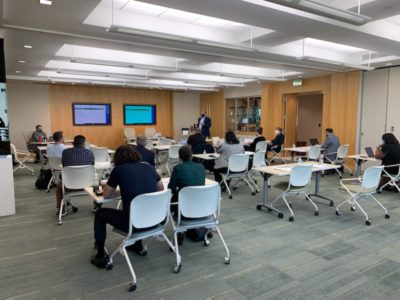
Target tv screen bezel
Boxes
[72,103,112,126]
[123,104,157,125]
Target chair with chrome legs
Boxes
[171,183,230,273]
[47,156,62,192]
[105,189,177,292]
[166,145,182,176]
[248,150,267,193]
[270,164,317,222]
[336,166,390,226]
[324,144,353,178]
[379,164,400,193]
[10,144,35,175]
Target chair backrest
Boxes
[228,154,249,173]
[10,143,16,155]
[336,144,349,159]
[362,166,383,190]
[145,140,153,149]
[48,156,62,171]
[91,147,109,163]
[178,183,220,220]
[252,151,267,168]
[255,141,268,152]
[159,137,172,146]
[130,189,171,230]
[308,145,321,161]
[145,127,156,139]
[169,145,182,159]
[124,128,136,141]
[23,131,32,143]
[212,137,219,147]
[289,164,313,187]
[62,165,95,190]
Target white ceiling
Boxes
[2,0,400,90]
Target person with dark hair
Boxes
[375,133,400,190]
[47,131,66,157]
[267,127,285,152]
[197,111,212,138]
[244,127,266,152]
[30,124,47,143]
[213,130,244,188]
[55,135,95,214]
[134,135,155,166]
[321,128,340,162]
[91,145,164,268]
[187,128,206,151]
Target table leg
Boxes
[309,171,334,207]
[291,151,295,163]
[256,174,283,218]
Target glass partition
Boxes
[225,96,261,133]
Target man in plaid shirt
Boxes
[55,135,94,215]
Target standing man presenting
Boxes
[197,111,211,138]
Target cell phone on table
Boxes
[95,190,103,196]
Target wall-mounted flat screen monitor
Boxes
[124,104,156,125]
[72,103,111,126]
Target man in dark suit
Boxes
[134,135,155,166]
[197,112,211,138]
[244,127,266,152]
[267,127,285,152]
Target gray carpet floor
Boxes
[1,163,400,299]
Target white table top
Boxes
[38,145,115,155]
[347,154,378,162]
[283,146,311,152]
[254,162,339,176]
[192,153,220,160]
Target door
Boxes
[297,93,323,145]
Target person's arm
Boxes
[102,184,119,199]
[103,167,120,198]
[375,144,385,159]
[157,179,164,191]
[205,117,211,128]
[167,168,178,191]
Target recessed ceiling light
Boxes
[15,70,21,74]
[24,45,33,49]
[39,0,52,5]
[297,75,303,78]
[18,60,26,64]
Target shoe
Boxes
[126,243,147,256]
[207,232,214,239]
[90,254,109,269]
[177,233,184,246]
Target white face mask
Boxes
[275,130,280,135]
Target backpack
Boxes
[35,169,52,189]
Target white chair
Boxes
[46,156,62,192]
[144,128,156,139]
[23,131,33,152]
[91,147,109,163]
[105,189,177,292]
[268,145,286,164]
[171,184,230,273]
[380,164,400,193]
[325,144,353,178]
[336,166,390,225]
[248,150,267,192]
[166,145,182,176]
[255,141,268,152]
[145,139,154,150]
[306,145,321,162]
[58,165,95,225]
[271,164,317,222]
[159,137,172,146]
[10,144,35,175]
[222,154,255,199]
[123,128,136,143]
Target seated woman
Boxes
[91,145,164,268]
[213,130,244,190]
[244,127,266,152]
[267,127,285,152]
[375,133,400,191]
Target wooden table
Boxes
[283,146,311,162]
[347,154,378,177]
[254,162,339,218]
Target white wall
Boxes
[172,91,200,139]
[223,82,261,99]
[7,82,51,149]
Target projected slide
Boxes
[124,105,156,125]
[73,103,111,125]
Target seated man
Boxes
[30,124,47,162]
[187,128,206,151]
[47,131,66,158]
[244,127,266,152]
[55,135,95,215]
[91,145,164,268]
[133,135,155,166]
[321,128,340,162]
[267,127,285,152]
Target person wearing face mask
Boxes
[267,127,285,153]
[197,112,211,138]
[321,128,340,162]
[375,133,400,191]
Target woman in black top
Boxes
[375,133,400,191]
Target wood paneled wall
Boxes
[49,85,173,149]
[200,90,225,137]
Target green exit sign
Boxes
[293,79,302,86]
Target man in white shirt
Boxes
[47,131,66,157]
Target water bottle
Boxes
[297,157,302,164]
[93,173,99,192]
[203,149,207,155]
[292,143,296,148]
[319,154,324,165]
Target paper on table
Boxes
[274,166,293,172]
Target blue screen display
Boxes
[73,103,111,126]
[124,105,156,125]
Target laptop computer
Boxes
[309,138,319,146]
[364,147,375,158]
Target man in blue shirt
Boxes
[321,128,340,162]
[91,145,163,268]
[46,131,66,157]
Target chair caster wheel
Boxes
[173,263,181,273]
[252,192,256,196]
[58,220,62,225]
[72,207,79,213]
[329,202,334,207]
[256,204,262,210]
[288,216,294,222]
[366,220,371,226]
[385,214,390,219]
[128,283,137,292]
[224,257,230,264]
[351,207,356,211]
[267,208,272,212]
[339,176,343,179]
[105,263,113,270]
[254,180,257,184]
[46,190,50,193]
[256,190,260,193]
[335,211,340,216]
[229,195,232,199]
[377,190,382,194]
[278,213,284,218]
[204,240,210,246]
[314,211,319,216]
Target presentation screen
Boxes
[124,104,156,125]
[72,103,111,126]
